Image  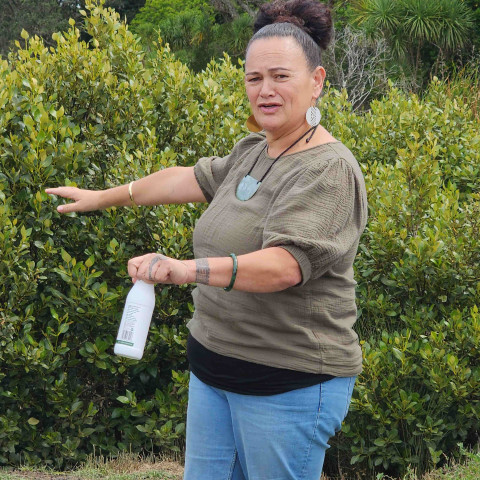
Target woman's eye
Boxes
[276,75,288,80]
[247,77,260,83]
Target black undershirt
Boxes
[187,333,334,396]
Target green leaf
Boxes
[61,249,72,264]
[59,324,69,334]
[392,347,404,361]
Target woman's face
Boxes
[245,36,325,138]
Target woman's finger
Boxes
[45,186,80,200]
[46,187,100,213]
[127,256,143,280]
[128,254,154,281]
[46,187,82,213]
[56,202,80,214]
[147,255,164,282]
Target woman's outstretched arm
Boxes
[45,166,206,213]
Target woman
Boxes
[47,1,368,478]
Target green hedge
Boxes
[0,1,478,477]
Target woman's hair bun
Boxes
[254,0,333,50]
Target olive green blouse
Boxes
[187,132,368,376]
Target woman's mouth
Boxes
[259,103,281,114]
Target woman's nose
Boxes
[259,78,275,97]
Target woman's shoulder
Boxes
[325,142,364,179]
[232,131,266,154]
[296,141,363,178]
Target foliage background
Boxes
[0,0,145,57]
[3,1,480,91]
[0,1,479,478]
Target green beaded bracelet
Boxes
[224,253,238,292]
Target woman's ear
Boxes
[312,66,326,100]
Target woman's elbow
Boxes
[278,265,302,290]
[290,267,303,288]
[273,248,303,289]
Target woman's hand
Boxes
[45,187,102,213]
[128,253,190,285]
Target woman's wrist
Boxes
[182,258,213,286]
[99,184,133,209]
[194,258,210,284]
[95,189,107,209]
[182,257,235,289]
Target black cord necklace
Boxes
[236,125,318,201]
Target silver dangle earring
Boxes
[306,100,321,127]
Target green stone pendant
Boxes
[236,174,261,201]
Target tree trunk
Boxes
[415,41,422,82]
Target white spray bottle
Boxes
[114,280,155,360]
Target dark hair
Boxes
[247,0,333,70]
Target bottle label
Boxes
[115,301,151,347]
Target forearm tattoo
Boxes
[195,258,210,285]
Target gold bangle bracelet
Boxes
[128,181,136,207]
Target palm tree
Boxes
[436,0,476,57]
[352,0,475,85]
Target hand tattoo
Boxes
[195,258,210,285]
[148,254,167,281]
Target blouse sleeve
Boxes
[262,157,368,286]
[194,133,265,202]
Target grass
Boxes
[0,450,478,480]
[419,450,480,480]
[0,453,183,480]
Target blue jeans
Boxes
[184,372,356,480]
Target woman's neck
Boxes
[265,123,337,157]
[265,123,311,158]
